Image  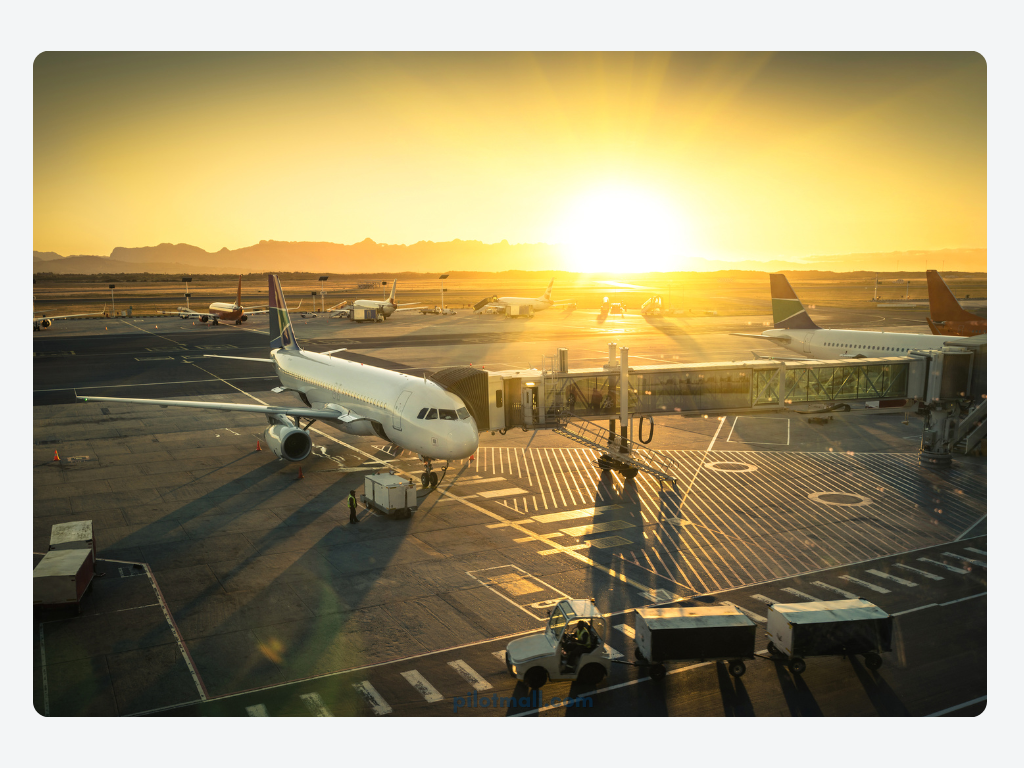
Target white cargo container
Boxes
[362,472,418,518]
[48,520,95,564]
[635,605,757,679]
[34,549,94,609]
[504,304,534,318]
[766,598,893,673]
[352,307,379,322]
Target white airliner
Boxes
[330,280,420,320]
[79,275,478,487]
[173,276,269,325]
[733,274,987,359]
[33,312,101,331]
[478,279,561,313]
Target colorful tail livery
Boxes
[926,270,986,337]
[542,279,554,301]
[769,274,820,330]
[269,275,301,351]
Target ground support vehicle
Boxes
[765,598,893,674]
[631,605,758,680]
[361,472,418,519]
[352,307,380,322]
[504,304,534,319]
[506,599,611,689]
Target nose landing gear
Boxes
[419,458,449,489]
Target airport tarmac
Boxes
[32,309,986,716]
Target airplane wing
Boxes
[730,333,791,344]
[76,394,340,419]
[34,312,102,321]
[202,354,275,363]
[392,306,424,312]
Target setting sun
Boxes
[556,186,689,273]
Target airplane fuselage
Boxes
[207,302,247,323]
[760,327,977,358]
[273,348,478,460]
[496,296,554,311]
[352,299,397,318]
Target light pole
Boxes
[109,284,116,316]
[319,276,329,312]
[439,273,449,312]
[182,277,192,309]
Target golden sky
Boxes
[34,52,985,270]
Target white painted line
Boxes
[926,695,986,717]
[892,604,938,617]
[866,569,918,587]
[892,592,985,617]
[919,557,968,575]
[721,600,767,624]
[965,547,987,557]
[245,703,269,716]
[812,580,860,599]
[515,532,563,543]
[941,592,987,606]
[614,624,636,639]
[750,594,776,606]
[300,692,334,717]
[352,682,391,715]
[894,563,944,581]
[839,575,891,594]
[401,670,444,703]
[448,660,493,691]
[781,587,823,601]
[603,643,624,660]
[726,416,738,443]
[942,552,987,568]
[492,650,508,662]
[478,487,528,499]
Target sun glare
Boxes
[557,187,688,273]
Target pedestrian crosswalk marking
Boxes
[839,575,890,594]
[812,580,859,599]
[352,682,392,715]
[781,587,822,601]
[943,552,986,568]
[245,703,269,716]
[614,624,636,639]
[918,556,968,575]
[300,692,334,717]
[401,670,443,703]
[448,660,493,691]
[894,563,944,580]
[479,487,528,499]
[965,547,987,557]
[866,569,918,587]
[721,600,767,623]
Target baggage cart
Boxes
[632,605,758,679]
[34,549,94,610]
[361,472,418,519]
[765,598,893,673]
[48,519,96,564]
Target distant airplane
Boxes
[174,276,268,325]
[732,273,985,360]
[79,275,478,488]
[33,311,101,331]
[329,280,420,320]
[925,270,986,337]
[477,279,565,314]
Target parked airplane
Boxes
[925,270,986,337]
[33,311,101,331]
[79,275,477,487]
[477,279,562,314]
[329,280,419,320]
[174,276,268,325]
[732,273,985,359]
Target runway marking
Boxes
[720,600,767,623]
[781,588,823,601]
[811,580,860,599]
[865,569,918,587]
[300,692,334,716]
[614,624,635,639]
[515,532,563,543]
[533,506,615,524]
[603,643,624,660]
[926,695,987,717]
[942,552,987,568]
[678,416,726,514]
[965,547,987,556]
[351,682,390,715]
[839,575,890,594]
[478,487,528,499]
[560,519,634,537]
[245,703,269,716]
[117,318,189,347]
[918,557,968,574]
[750,593,776,606]
[894,563,944,580]
[448,660,492,691]
[400,670,444,703]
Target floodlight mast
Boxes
[109,284,116,315]
[439,273,449,312]
[182,277,192,309]
[319,276,329,312]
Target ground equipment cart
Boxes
[361,472,418,519]
[765,598,893,673]
[633,605,758,680]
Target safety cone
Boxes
[53,450,60,461]
[297,466,304,479]
[256,439,262,451]
[470,454,475,462]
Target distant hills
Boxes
[32,240,986,275]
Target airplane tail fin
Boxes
[542,279,554,301]
[235,275,242,308]
[389,280,397,306]
[926,270,980,322]
[769,274,820,330]
[268,275,301,352]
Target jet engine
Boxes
[264,423,312,462]
[38,318,51,329]
[200,315,210,323]
[240,314,248,322]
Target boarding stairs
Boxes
[552,419,679,487]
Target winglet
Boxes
[769,274,820,330]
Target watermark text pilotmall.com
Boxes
[453,690,592,713]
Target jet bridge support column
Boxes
[619,347,629,454]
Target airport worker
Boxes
[348,490,359,524]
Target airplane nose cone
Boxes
[447,424,479,459]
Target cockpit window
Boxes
[425,409,438,420]
[439,409,458,420]
[417,408,428,419]
[456,407,471,420]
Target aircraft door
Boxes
[393,390,412,431]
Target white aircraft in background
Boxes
[329,280,420,320]
[79,275,477,488]
[732,273,986,360]
[33,311,102,331]
[477,279,564,313]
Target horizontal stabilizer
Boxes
[202,354,274,363]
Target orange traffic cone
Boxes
[256,439,262,451]
[297,466,304,479]
[53,450,60,461]
[470,454,475,462]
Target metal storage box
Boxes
[352,307,378,322]
[767,599,893,658]
[33,549,94,608]
[48,520,95,563]
[635,605,758,662]
[363,472,418,517]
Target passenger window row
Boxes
[824,342,908,353]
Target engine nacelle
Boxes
[264,423,312,462]
[200,315,210,323]
[39,318,51,329]
[240,314,248,323]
